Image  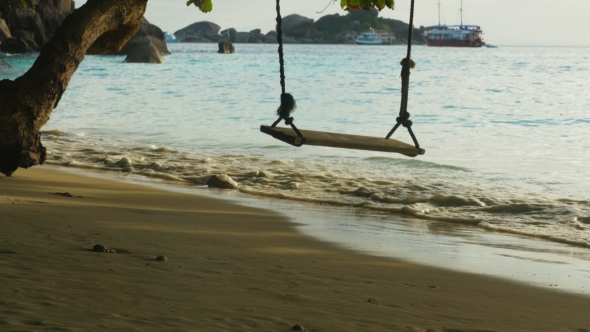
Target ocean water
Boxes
[1,44,589,251]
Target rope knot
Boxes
[284,117,294,125]
[396,112,413,127]
[277,93,297,119]
[400,58,416,69]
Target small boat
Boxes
[356,31,382,45]
[165,32,179,43]
[485,44,498,48]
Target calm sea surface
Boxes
[2,44,590,281]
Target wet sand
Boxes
[1,167,589,331]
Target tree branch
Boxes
[0,0,148,176]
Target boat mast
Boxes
[438,0,441,26]
[460,0,463,26]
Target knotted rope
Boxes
[270,0,304,142]
[386,0,421,150]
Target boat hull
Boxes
[356,40,383,45]
[426,39,484,47]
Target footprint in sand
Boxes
[49,192,82,198]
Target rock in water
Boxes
[264,31,277,44]
[0,59,11,69]
[174,21,221,41]
[0,18,11,41]
[281,14,314,38]
[249,29,264,43]
[0,1,74,52]
[0,37,35,53]
[334,31,359,44]
[234,32,250,43]
[291,325,307,331]
[118,18,170,56]
[220,28,237,42]
[11,8,46,49]
[206,174,239,189]
[125,43,165,64]
[181,36,211,43]
[218,41,234,54]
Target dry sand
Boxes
[1,167,589,331]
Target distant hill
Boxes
[174,8,425,45]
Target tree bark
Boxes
[0,0,147,176]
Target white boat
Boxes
[165,32,179,43]
[356,31,382,45]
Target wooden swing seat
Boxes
[260,125,425,157]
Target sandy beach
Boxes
[1,167,589,331]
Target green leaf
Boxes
[186,0,213,13]
[340,0,395,11]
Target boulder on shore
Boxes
[38,0,75,38]
[206,174,238,189]
[217,41,234,54]
[174,21,220,41]
[181,36,210,43]
[264,35,277,44]
[0,37,35,53]
[0,18,11,41]
[118,18,170,55]
[125,43,165,64]
[234,32,250,43]
[334,31,358,44]
[311,14,349,31]
[281,14,314,38]
[0,59,11,68]
[220,28,236,42]
[10,8,47,48]
[281,36,299,44]
[249,29,264,43]
[0,0,74,52]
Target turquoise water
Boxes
[2,44,590,249]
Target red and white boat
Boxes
[425,0,485,48]
[425,25,485,47]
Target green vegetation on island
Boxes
[175,8,425,45]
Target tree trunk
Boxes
[0,0,147,176]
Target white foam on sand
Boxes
[51,164,590,296]
[41,132,590,250]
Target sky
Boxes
[78,0,590,46]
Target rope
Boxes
[271,0,304,143]
[276,0,286,97]
[386,0,421,151]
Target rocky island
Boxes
[173,8,425,45]
[1,3,422,58]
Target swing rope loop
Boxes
[386,0,421,151]
[270,0,303,143]
[276,93,297,119]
